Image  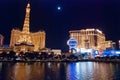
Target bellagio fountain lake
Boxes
[0,62,120,80]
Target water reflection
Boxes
[0,62,120,80]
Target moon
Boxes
[57,6,61,10]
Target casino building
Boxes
[10,3,46,52]
[0,34,4,47]
[69,29,114,50]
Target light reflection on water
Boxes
[0,62,120,80]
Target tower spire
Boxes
[22,3,30,34]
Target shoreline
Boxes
[0,59,120,63]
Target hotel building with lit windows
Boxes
[0,34,4,47]
[69,28,114,50]
[10,3,46,52]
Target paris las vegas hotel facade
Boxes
[10,3,45,52]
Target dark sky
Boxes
[0,0,120,52]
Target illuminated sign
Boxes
[67,38,78,49]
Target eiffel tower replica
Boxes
[15,3,34,52]
[10,3,46,52]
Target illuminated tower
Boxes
[10,3,46,52]
[22,3,30,34]
[17,3,32,44]
[14,3,33,52]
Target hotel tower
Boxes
[10,3,46,52]
[69,29,106,50]
[0,34,4,47]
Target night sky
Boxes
[0,0,120,52]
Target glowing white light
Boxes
[80,48,87,53]
[86,29,95,31]
[115,51,120,54]
[119,40,120,43]
[96,29,102,34]
[76,48,80,52]
[57,6,61,10]
[80,48,93,53]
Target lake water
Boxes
[0,62,120,80]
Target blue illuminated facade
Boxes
[102,50,120,57]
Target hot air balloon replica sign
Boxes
[67,38,78,53]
